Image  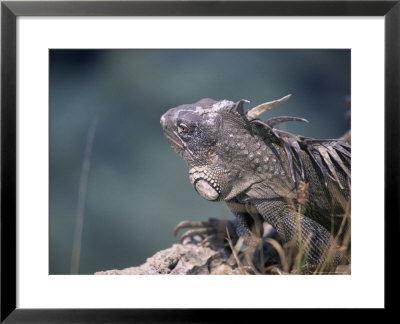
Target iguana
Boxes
[160,95,351,272]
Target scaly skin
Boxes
[160,97,350,270]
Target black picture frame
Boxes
[1,0,398,321]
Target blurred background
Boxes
[49,49,350,274]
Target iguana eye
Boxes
[178,123,189,134]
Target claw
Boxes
[201,234,219,246]
[174,220,206,236]
[174,218,233,248]
[180,228,218,242]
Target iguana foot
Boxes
[241,230,283,274]
[174,218,238,248]
[174,218,283,274]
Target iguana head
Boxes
[161,97,288,201]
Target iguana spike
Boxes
[325,145,351,178]
[306,145,327,187]
[232,99,250,115]
[334,143,351,158]
[286,137,305,181]
[283,143,296,183]
[317,146,344,189]
[266,116,308,128]
[252,119,281,139]
[246,94,292,121]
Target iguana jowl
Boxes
[160,95,351,269]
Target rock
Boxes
[94,241,349,275]
[94,243,237,275]
[94,228,284,275]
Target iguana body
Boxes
[160,96,350,271]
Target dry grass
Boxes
[225,195,351,275]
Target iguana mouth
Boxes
[165,134,184,149]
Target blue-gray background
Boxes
[50,49,350,274]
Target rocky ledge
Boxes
[94,243,243,275]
